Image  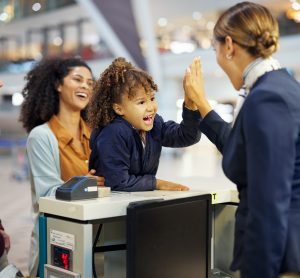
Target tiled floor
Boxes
[0,138,226,276]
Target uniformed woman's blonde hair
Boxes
[214,1,279,58]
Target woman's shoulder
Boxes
[254,72,298,100]
[28,123,56,143]
[251,69,300,98]
[29,123,50,135]
[244,70,300,122]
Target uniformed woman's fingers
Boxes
[184,67,191,87]
[196,57,202,77]
[190,58,198,78]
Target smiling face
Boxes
[113,86,158,132]
[57,66,93,112]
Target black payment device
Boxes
[55,176,98,201]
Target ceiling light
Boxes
[206,21,215,30]
[192,11,202,20]
[0,12,8,22]
[53,37,63,46]
[32,3,42,12]
[201,38,211,49]
[158,17,168,27]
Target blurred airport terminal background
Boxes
[0,0,300,275]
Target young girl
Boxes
[88,57,201,192]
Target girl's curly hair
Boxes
[87,57,158,129]
[19,57,92,133]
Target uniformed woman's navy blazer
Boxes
[201,69,300,278]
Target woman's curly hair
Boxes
[19,57,92,133]
[87,57,158,129]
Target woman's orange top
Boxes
[48,115,91,181]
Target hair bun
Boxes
[258,31,277,48]
[256,31,278,58]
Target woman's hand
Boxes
[183,57,212,117]
[0,229,11,253]
[156,179,189,191]
[87,169,105,186]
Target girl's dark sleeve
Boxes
[97,127,156,192]
[160,105,202,147]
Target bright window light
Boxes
[170,41,196,54]
[292,2,300,10]
[12,93,24,106]
[176,98,184,108]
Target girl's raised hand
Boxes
[184,57,212,117]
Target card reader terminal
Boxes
[55,176,98,201]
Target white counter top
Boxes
[39,176,239,221]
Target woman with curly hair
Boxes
[88,57,201,192]
[19,57,104,276]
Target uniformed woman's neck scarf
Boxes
[233,57,281,124]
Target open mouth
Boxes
[143,115,154,125]
[75,91,88,100]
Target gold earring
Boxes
[226,54,233,60]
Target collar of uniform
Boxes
[242,57,281,95]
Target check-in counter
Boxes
[39,176,239,278]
